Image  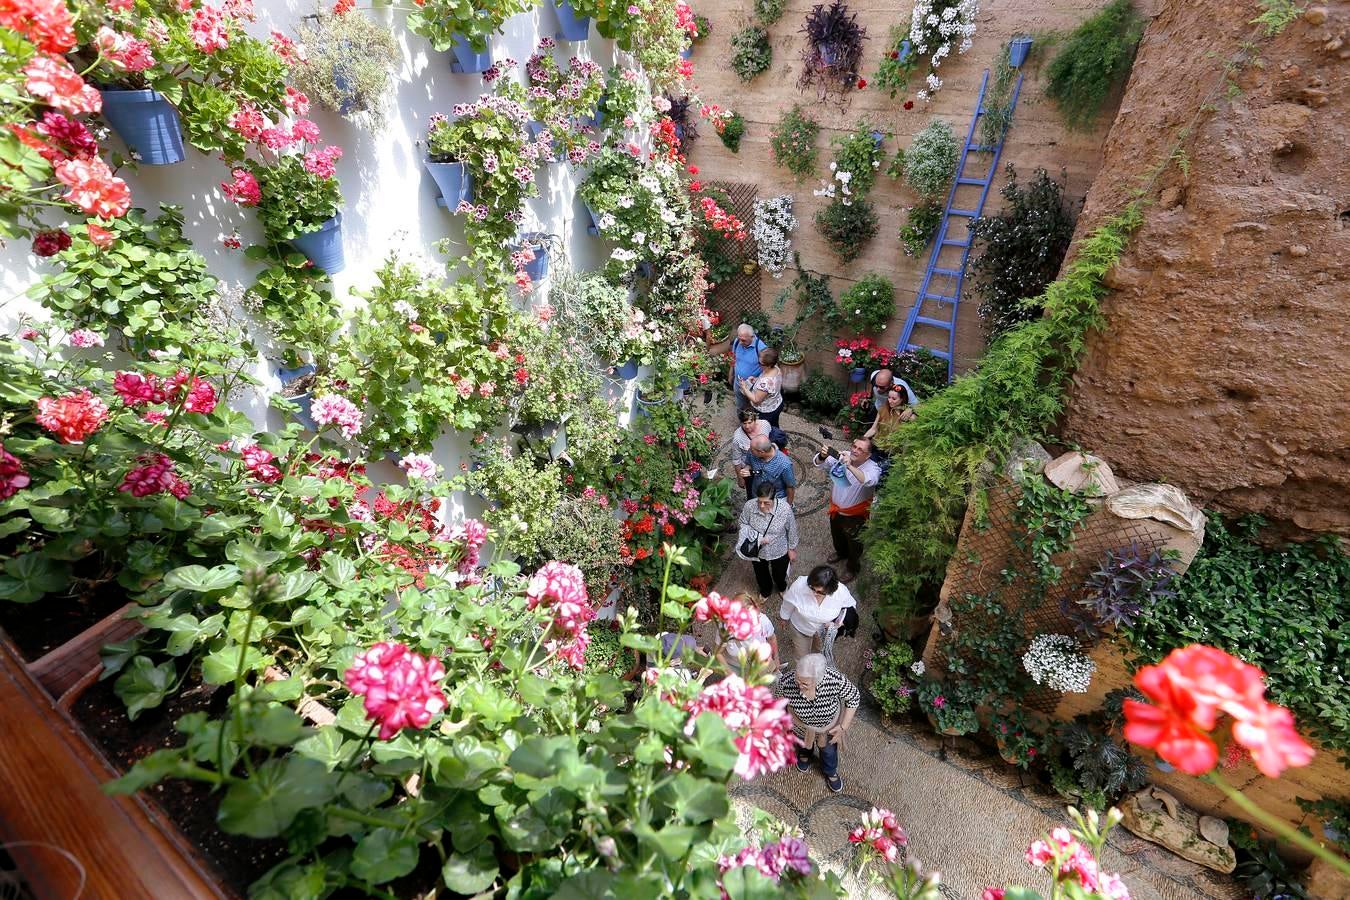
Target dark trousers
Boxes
[829,513,868,574]
[751,554,790,596]
[797,741,840,777]
[758,403,782,430]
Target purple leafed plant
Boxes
[798,1,867,100]
[1077,541,1179,632]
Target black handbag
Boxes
[738,509,774,559]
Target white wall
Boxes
[0,1,645,529]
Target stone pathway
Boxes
[704,405,1243,899]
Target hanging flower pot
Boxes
[277,364,319,431]
[289,213,346,274]
[679,46,693,60]
[511,233,550,281]
[425,159,474,207]
[525,121,563,163]
[634,388,668,418]
[897,38,912,63]
[449,33,492,73]
[1009,35,1033,68]
[586,93,608,129]
[850,366,867,384]
[99,88,185,165]
[582,199,603,236]
[817,42,837,67]
[613,358,640,380]
[870,130,885,148]
[551,0,591,41]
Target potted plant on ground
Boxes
[917,679,978,736]
[864,642,916,719]
[290,9,400,120]
[990,710,1047,769]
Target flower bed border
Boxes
[0,632,223,898]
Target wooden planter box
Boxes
[0,627,224,898]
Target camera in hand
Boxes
[818,426,833,440]
[824,446,840,459]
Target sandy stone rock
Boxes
[1306,854,1350,900]
[1121,787,1237,873]
[1107,483,1206,535]
[1043,451,1120,496]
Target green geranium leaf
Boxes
[163,563,241,594]
[114,656,176,720]
[351,828,419,884]
[441,840,499,894]
[217,756,336,838]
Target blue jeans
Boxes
[797,741,839,777]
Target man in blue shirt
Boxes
[729,324,767,412]
[745,437,796,505]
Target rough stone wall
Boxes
[1061,1,1350,536]
[688,0,1124,375]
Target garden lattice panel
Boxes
[705,181,760,324]
[925,466,1202,715]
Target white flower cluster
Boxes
[1022,633,1095,694]
[813,163,855,205]
[750,195,797,277]
[910,0,978,101]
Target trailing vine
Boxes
[1009,461,1095,589]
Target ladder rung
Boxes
[956,177,989,186]
[914,316,953,329]
[941,238,971,248]
[922,293,956,302]
[947,208,978,217]
[906,345,951,360]
[932,267,963,278]
[969,143,996,152]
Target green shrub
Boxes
[899,199,943,257]
[816,198,878,263]
[730,26,772,82]
[830,123,885,196]
[1122,515,1350,753]
[900,119,958,200]
[969,167,1077,341]
[838,273,895,333]
[718,112,746,153]
[866,642,916,717]
[891,347,949,398]
[799,370,847,416]
[769,105,821,180]
[754,0,786,24]
[862,205,1142,617]
[1045,0,1145,130]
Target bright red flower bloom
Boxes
[119,453,191,499]
[114,371,158,406]
[32,229,71,257]
[86,222,115,249]
[856,78,867,89]
[220,168,261,206]
[344,642,447,741]
[35,390,109,444]
[34,112,98,161]
[0,0,77,53]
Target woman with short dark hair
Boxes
[733,408,770,500]
[778,564,856,659]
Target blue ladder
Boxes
[896,67,1025,382]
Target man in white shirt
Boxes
[812,437,881,584]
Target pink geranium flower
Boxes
[220,168,261,205]
[684,676,794,780]
[692,591,757,641]
[0,442,31,500]
[55,157,131,218]
[24,54,101,115]
[189,5,229,53]
[310,393,363,439]
[119,453,191,499]
[344,642,447,741]
[35,390,108,444]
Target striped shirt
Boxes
[773,664,861,734]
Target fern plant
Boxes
[1045,0,1146,130]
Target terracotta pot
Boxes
[688,573,714,593]
[779,359,804,393]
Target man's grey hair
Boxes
[796,653,827,683]
[750,436,773,453]
[737,323,754,337]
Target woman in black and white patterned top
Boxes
[772,653,859,792]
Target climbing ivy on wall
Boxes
[861,204,1143,619]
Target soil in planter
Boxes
[279,371,317,399]
[74,676,289,898]
[0,564,131,662]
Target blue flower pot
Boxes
[636,261,653,279]
[582,200,602,235]
[817,42,837,66]
[614,358,640,380]
[897,38,912,64]
[871,130,885,148]
[333,68,358,116]
[426,160,474,207]
[512,240,550,281]
[634,390,667,419]
[450,33,492,73]
[525,121,563,162]
[587,93,608,129]
[1324,823,1343,843]
[277,364,319,430]
[1009,36,1033,68]
[551,0,591,40]
[290,213,345,274]
[679,46,692,60]
[850,366,867,384]
[99,88,185,165]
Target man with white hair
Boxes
[729,323,767,413]
[772,653,860,793]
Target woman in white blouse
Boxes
[737,347,784,429]
[779,565,857,659]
